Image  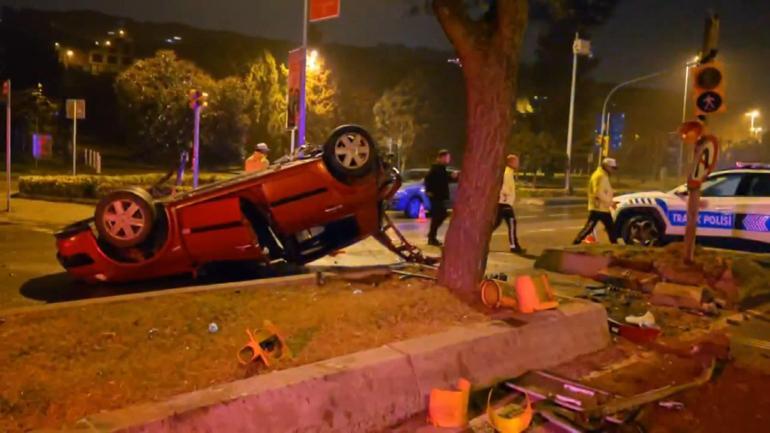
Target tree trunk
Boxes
[438,57,518,295]
[433,0,529,297]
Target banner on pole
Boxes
[286,48,305,130]
[310,0,340,22]
[32,134,53,160]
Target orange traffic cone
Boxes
[584,234,597,244]
[418,203,427,222]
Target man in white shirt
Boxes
[494,154,523,253]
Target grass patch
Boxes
[0,276,485,432]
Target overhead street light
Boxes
[746,110,760,137]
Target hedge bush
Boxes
[19,173,231,200]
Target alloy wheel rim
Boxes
[630,219,659,246]
[334,133,370,169]
[103,199,146,241]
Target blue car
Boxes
[389,168,459,218]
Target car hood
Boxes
[615,190,672,201]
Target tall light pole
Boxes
[298,0,309,148]
[598,69,670,168]
[746,110,760,137]
[565,33,592,193]
[4,80,10,212]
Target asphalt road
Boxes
[0,204,590,310]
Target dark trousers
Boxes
[428,199,448,241]
[574,210,617,244]
[494,204,520,248]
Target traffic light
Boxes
[692,62,725,116]
[188,89,209,110]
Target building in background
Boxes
[55,28,134,75]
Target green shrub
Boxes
[19,173,231,200]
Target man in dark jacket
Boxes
[424,149,456,246]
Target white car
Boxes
[613,164,770,252]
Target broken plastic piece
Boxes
[428,378,471,428]
[658,400,685,410]
[237,320,292,367]
[487,389,533,433]
[480,274,559,313]
[625,311,656,328]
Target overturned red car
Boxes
[55,125,401,283]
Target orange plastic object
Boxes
[237,320,291,367]
[515,274,559,314]
[678,120,705,145]
[487,390,533,433]
[480,279,518,309]
[428,378,472,428]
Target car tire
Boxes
[622,214,662,247]
[322,125,379,183]
[94,188,156,248]
[404,197,423,219]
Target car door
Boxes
[731,172,770,251]
[697,172,745,241]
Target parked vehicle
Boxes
[613,163,770,252]
[55,125,401,283]
[389,168,459,218]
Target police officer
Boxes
[574,157,618,244]
[245,142,270,173]
[424,149,456,246]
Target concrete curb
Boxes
[519,197,584,207]
[0,274,315,318]
[41,301,609,433]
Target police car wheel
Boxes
[623,215,661,247]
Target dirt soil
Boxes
[552,338,770,433]
[0,275,486,432]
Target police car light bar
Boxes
[735,162,770,169]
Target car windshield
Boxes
[669,173,745,196]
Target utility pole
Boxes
[4,80,10,212]
[298,0,309,148]
[188,89,208,188]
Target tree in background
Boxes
[202,76,259,164]
[508,120,561,187]
[305,51,340,145]
[115,50,215,163]
[373,73,431,171]
[12,84,60,156]
[244,51,288,154]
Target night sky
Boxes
[2,0,769,137]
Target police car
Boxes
[613,163,770,252]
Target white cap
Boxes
[256,142,269,153]
[602,157,618,168]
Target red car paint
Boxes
[55,157,393,283]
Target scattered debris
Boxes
[608,318,661,344]
[392,270,437,281]
[480,274,558,313]
[208,322,219,333]
[428,378,471,428]
[486,389,533,433]
[147,328,159,339]
[625,311,656,328]
[237,320,291,368]
[352,289,363,295]
[658,400,685,410]
[650,282,706,311]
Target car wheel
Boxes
[622,214,661,247]
[404,197,423,219]
[323,125,378,182]
[94,188,156,248]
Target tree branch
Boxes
[495,0,529,54]
[432,0,481,60]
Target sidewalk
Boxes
[0,198,92,229]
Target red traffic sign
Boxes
[66,99,86,120]
[310,0,340,22]
[2,80,8,97]
[688,134,719,188]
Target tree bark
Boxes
[433,0,529,296]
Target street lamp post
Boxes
[598,69,670,167]
[565,34,592,193]
[298,0,309,148]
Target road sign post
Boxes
[4,79,10,212]
[66,99,86,176]
[565,34,592,193]
[188,89,208,188]
[683,135,719,263]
